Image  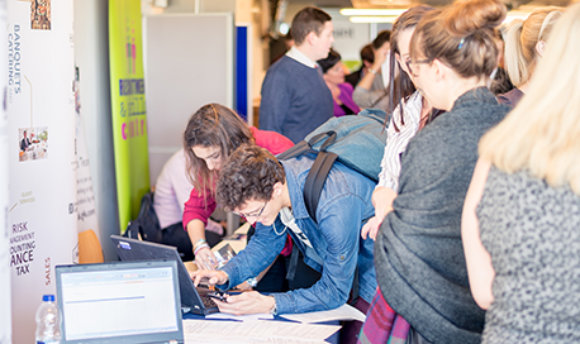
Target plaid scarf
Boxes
[357,288,410,344]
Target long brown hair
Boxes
[387,5,435,131]
[183,104,254,200]
[410,0,506,80]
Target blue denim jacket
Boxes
[220,155,377,314]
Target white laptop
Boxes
[55,260,184,344]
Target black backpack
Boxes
[124,191,163,243]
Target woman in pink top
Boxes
[182,104,294,278]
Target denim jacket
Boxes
[220,155,377,314]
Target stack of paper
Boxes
[183,319,340,344]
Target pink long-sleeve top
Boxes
[182,126,295,253]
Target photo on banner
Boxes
[17,127,48,161]
[30,0,51,30]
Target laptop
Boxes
[55,260,184,344]
[110,235,219,315]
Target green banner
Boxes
[108,0,150,233]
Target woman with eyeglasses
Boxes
[360,5,438,243]
[366,0,510,342]
[499,7,562,106]
[181,104,294,289]
[462,3,580,342]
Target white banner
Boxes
[7,0,77,343]
[73,65,102,263]
[1,0,11,342]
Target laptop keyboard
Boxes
[196,287,220,311]
[201,295,218,309]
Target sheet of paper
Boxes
[183,319,340,343]
[205,312,274,321]
[186,335,329,344]
[278,304,366,324]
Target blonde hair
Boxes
[503,7,562,87]
[479,3,580,194]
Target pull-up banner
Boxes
[1,1,11,343]
[108,0,150,233]
[7,0,77,342]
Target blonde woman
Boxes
[462,4,580,342]
[498,7,561,106]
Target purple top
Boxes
[334,83,360,117]
[497,88,524,108]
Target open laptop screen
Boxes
[56,260,183,344]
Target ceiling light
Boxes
[349,16,399,23]
[340,8,408,16]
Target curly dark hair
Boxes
[216,144,286,211]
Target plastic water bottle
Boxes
[35,294,61,344]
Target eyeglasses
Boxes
[235,200,268,219]
[405,58,432,76]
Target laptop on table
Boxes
[110,235,219,315]
[55,260,183,344]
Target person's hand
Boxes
[191,269,229,287]
[211,291,275,315]
[371,187,396,218]
[194,246,218,270]
[361,215,384,241]
[372,44,389,71]
[362,187,398,240]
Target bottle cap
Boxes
[42,294,55,302]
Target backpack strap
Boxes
[278,131,340,223]
[303,151,337,222]
[276,140,311,160]
[302,131,338,222]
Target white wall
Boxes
[143,13,234,186]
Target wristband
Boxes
[193,238,207,250]
[247,277,258,288]
[193,243,210,256]
[368,67,378,75]
[270,300,277,315]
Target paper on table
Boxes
[187,336,330,344]
[185,335,330,344]
[211,223,251,255]
[278,304,366,324]
[183,319,340,343]
[211,239,246,256]
[205,312,274,321]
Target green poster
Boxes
[108,0,150,232]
